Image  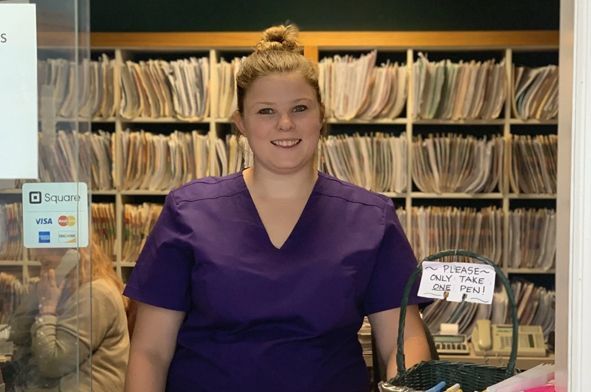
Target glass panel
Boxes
[0,1,127,391]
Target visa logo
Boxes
[35,218,53,224]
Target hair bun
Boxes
[256,24,299,53]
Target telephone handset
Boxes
[471,319,546,357]
[54,249,78,283]
[472,319,492,351]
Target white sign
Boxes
[0,4,37,179]
[418,261,496,304]
[22,182,88,248]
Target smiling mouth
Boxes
[271,139,302,148]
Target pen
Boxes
[425,381,447,392]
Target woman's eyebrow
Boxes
[252,98,313,105]
[291,98,313,103]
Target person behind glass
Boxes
[124,24,430,392]
[9,239,129,391]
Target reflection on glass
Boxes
[7,240,129,391]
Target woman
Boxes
[9,240,129,391]
[124,24,430,392]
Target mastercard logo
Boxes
[58,215,76,227]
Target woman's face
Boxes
[235,72,323,176]
[29,248,66,269]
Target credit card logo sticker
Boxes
[38,231,50,243]
[58,215,76,227]
[22,182,89,248]
[35,217,52,224]
[57,231,76,243]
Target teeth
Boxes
[272,139,301,147]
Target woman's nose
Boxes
[277,112,295,131]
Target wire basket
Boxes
[384,249,519,392]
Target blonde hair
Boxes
[236,24,324,117]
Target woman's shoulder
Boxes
[88,279,126,310]
[168,172,246,205]
[91,278,120,294]
[316,172,393,210]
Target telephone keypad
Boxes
[433,335,470,355]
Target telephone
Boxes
[432,334,470,355]
[471,319,546,357]
[55,249,78,283]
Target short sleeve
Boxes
[363,199,427,315]
[123,192,194,312]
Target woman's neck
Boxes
[243,166,318,200]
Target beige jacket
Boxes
[10,278,130,392]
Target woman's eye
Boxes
[257,108,274,115]
[293,105,308,113]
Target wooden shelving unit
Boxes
[0,30,559,368]
[86,31,563,283]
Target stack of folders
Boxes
[116,130,231,191]
[0,272,26,324]
[38,55,118,119]
[91,203,117,261]
[120,57,209,120]
[216,57,244,119]
[508,208,556,270]
[410,206,504,263]
[119,130,214,191]
[123,203,163,263]
[422,280,555,341]
[411,206,556,271]
[357,317,372,355]
[412,133,504,193]
[118,129,202,191]
[38,131,77,183]
[38,130,114,190]
[80,131,114,191]
[226,134,254,174]
[396,208,407,229]
[413,53,506,120]
[509,134,557,194]
[318,133,407,192]
[118,130,254,191]
[512,280,555,339]
[486,280,555,340]
[0,203,23,260]
[319,51,408,120]
[512,65,559,120]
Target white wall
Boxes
[556,0,591,389]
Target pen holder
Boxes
[384,249,519,392]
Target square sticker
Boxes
[22,182,88,248]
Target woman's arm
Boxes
[30,279,124,378]
[369,305,431,380]
[125,302,185,392]
[30,282,92,377]
[9,283,39,346]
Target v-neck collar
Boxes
[240,171,321,251]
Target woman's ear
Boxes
[232,111,246,136]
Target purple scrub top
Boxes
[124,171,424,392]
